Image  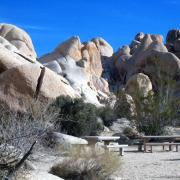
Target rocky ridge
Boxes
[0,23,180,111]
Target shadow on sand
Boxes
[152,176,180,179]
[162,158,180,161]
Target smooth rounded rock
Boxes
[0,23,37,59]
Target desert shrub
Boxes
[0,104,55,150]
[0,103,56,179]
[98,106,117,127]
[133,57,179,135]
[114,90,136,120]
[50,148,120,180]
[49,96,101,137]
[134,91,177,135]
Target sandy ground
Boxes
[112,146,180,180]
[28,145,180,180]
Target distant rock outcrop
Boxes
[113,32,180,94]
[166,29,180,59]
[113,45,132,83]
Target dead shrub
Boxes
[0,102,58,179]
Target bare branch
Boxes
[4,141,37,180]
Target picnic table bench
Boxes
[102,144,128,156]
[82,136,120,146]
[145,142,180,153]
[141,135,180,152]
[82,136,128,155]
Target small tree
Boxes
[134,56,179,135]
[134,91,177,135]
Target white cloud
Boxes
[18,24,49,31]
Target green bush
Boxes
[134,91,177,135]
[49,96,101,137]
[98,106,116,127]
[114,90,136,120]
[130,56,180,135]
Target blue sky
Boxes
[0,0,179,57]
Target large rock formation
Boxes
[113,45,132,83]
[0,23,37,59]
[41,36,82,62]
[113,32,180,95]
[131,34,180,94]
[82,41,102,77]
[166,29,180,59]
[0,62,76,111]
[0,24,114,110]
[130,32,145,54]
[40,36,113,105]
[0,25,77,111]
[1,23,180,110]
[40,36,113,79]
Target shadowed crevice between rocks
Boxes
[34,66,46,100]
[14,51,35,63]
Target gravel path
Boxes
[113,146,180,180]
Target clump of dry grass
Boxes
[50,147,120,180]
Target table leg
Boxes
[119,148,124,156]
[103,141,110,153]
[138,144,143,151]
[169,145,172,151]
[169,140,173,151]
[150,145,152,153]
[143,139,147,152]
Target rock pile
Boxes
[0,23,180,110]
[40,36,113,105]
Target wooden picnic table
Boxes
[82,136,120,146]
[142,135,180,152]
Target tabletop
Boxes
[83,136,120,141]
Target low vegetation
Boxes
[0,71,179,178]
[98,106,116,127]
[49,96,102,136]
[114,90,136,120]
[0,103,56,179]
[50,147,120,180]
[133,57,180,135]
[134,91,178,135]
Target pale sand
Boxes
[113,146,180,180]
